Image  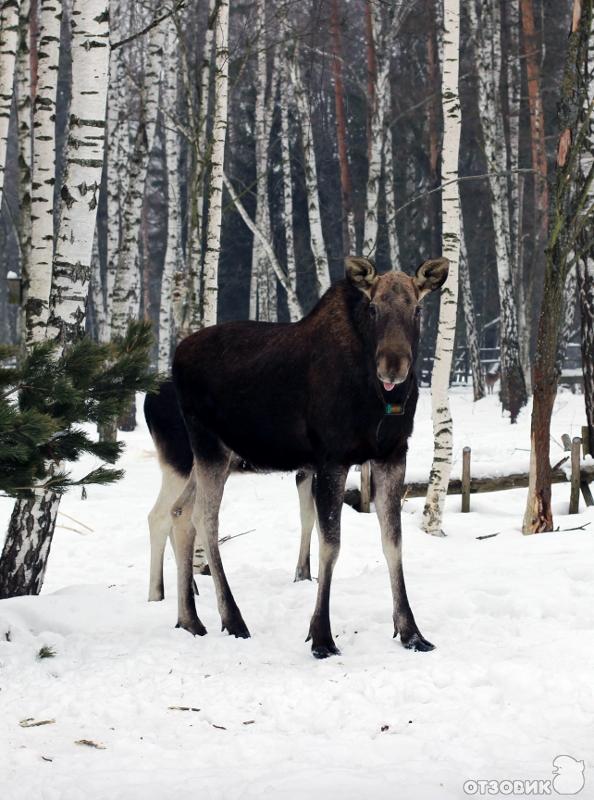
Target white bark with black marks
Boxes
[158,22,182,374]
[422,0,461,536]
[46,0,109,347]
[201,0,229,328]
[459,216,485,400]
[25,0,61,344]
[469,0,527,421]
[0,0,20,208]
[291,49,330,297]
[110,21,164,338]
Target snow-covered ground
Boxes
[1,389,593,800]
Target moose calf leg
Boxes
[171,470,207,636]
[373,458,434,652]
[294,470,315,581]
[306,465,347,658]
[192,457,250,639]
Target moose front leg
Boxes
[306,464,348,658]
[372,458,435,652]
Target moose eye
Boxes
[414,306,421,319]
[369,304,378,320]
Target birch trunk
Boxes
[45,0,109,346]
[363,2,389,259]
[24,0,61,344]
[201,0,229,327]
[186,0,215,330]
[158,24,181,374]
[223,173,302,318]
[469,0,527,422]
[102,0,126,343]
[278,54,301,321]
[384,96,400,266]
[522,0,591,534]
[110,23,164,339]
[16,0,31,334]
[291,50,330,296]
[250,5,274,322]
[459,216,486,400]
[0,0,20,209]
[1,0,109,598]
[422,0,461,536]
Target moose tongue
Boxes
[383,381,396,392]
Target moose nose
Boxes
[377,353,411,389]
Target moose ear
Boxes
[414,257,450,298]
[345,256,377,297]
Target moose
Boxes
[158,256,449,658]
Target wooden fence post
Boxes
[360,462,371,513]
[461,446,471,512]
[582,425,591,458]
[569,437,581,514]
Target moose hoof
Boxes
[195,563,211,576]
[176,618,207,637]
[293,566,312,582]
[222,616,251,639]
[311,642,341,659]
[400,631,435,652]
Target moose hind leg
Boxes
[372,458,434,652]
[171,470,207,636]
[294,470,315,581]
[306,465,347,658]
[192,456,250,639]
[148,466,188,602]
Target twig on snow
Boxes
[475,532,500,540]
[556,521,591,532]
[218,529,255,545]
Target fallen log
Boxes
[344,463,594,510]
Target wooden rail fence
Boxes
[353,431,594,515]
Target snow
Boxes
[1,389,593,799]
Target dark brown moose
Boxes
[170,256,449,658]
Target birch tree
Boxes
[110,22,165,340]
[291,48,330,297]
[522,0,592,534]
[422,0,460,536]
[15,0,31,326]
[363,2,391,258]
[201,0,229,327]
[2,0,110,596]
[279,52,301,321]
[250,5,276,322]
[330,0,355,252]
[24,0,61,345]
[469,0,527,422]
[459,216,485,400]
[384,96,400,266]
[100,0,127,343]
[0,0,21,208]
[158,23,181,373]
